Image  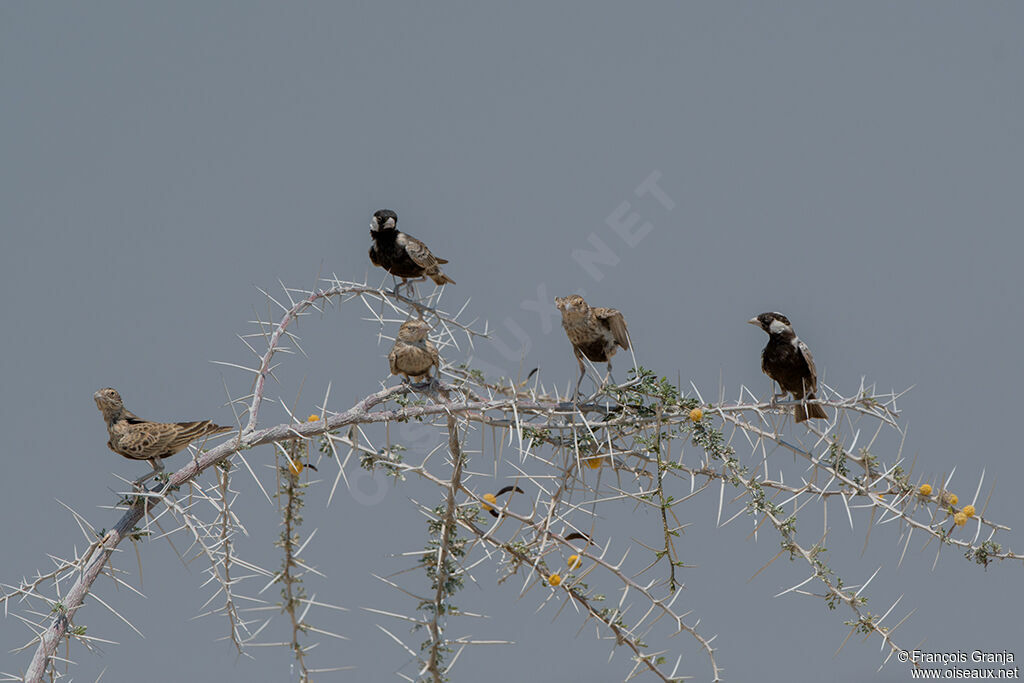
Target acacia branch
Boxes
[16,278,1022,683]
[424,416,466,681]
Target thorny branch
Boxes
[7,278,1023,683]
[278,440,310,680]
[423,417,467,682]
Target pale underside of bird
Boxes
[94,387,232,484]
[555,294,631,397]
[388,319,441,382]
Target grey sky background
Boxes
[2,2,1023,682]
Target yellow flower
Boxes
[308,414,320,422]
[689,407,703,422]
[548,573,562,586]
[919,484,932,497]
[949,493,958,506]
[567,554,582,570]
[289,460,304,476]
[482,492,497,512]
[588,457,604,470]
[954,512,967,527]
[963,504,976,518]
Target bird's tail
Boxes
[429,270,456,286]
[794,395,828,423]
[207,423,234,436]
[166,420,233,454]
[176,420,233,437]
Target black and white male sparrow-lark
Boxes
[555,294,631,396]
[389,319,440,382]
[748,312,828,423]
[369,209,455,294]
[94,387,232,483]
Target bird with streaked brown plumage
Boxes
[94,387,232,484]
[388,319,440,382]
[555,294,631,397]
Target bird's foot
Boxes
[136,473,171,494]
[389,276,403,297]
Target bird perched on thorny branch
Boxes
[389,319,441,382]
[555,294,631,397]
[748,312,828,423]
[94,387,232,484]
[368,209,455,294]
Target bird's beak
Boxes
[747,318,760,327]
[384,217,396,228]
[93,391,102,401]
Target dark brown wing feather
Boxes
[396,233,455,285]
[428,341,440,368]
[594,307,630,351]
[388,346,401,376]
[397,233,442,270]
[794,339,827,422]
[797,340,818,394]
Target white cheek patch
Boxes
[769,319,791,335]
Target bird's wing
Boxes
[134,420,227,457]
[427,340,441,367]
[117,422,182,459]
[369,245,381,267]
[396,233,442,270]
[388,345,401,375]
[797,340,819,394]
[595,307,631,350]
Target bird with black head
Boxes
[368,209,455,295]
[748,312,828,423]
